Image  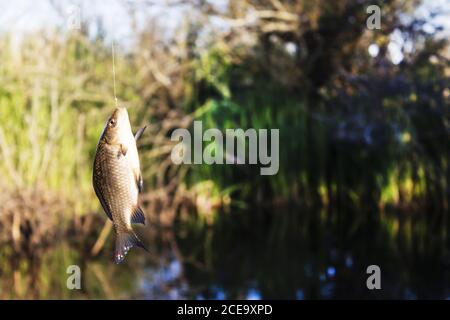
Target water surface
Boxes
[1,206,449,299]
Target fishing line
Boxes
[112,39,118,107]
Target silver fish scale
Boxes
[93,142,138,233]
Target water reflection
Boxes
[138,259,187,300]
[0,206,449,299]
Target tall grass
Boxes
[0,32,118,215]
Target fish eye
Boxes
[108,118,117,127]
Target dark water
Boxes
[1,206,449,299]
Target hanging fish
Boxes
[93,107,147,264]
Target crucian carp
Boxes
[93,107,147,264]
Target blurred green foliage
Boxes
[0,0,447,220]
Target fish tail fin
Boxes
[114,231,148,264]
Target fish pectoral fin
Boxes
[133,169,144,193]
[131,206,146,225]
[119,144,128,157]
[137,174,143,193]
[114,231,148,264]
[134,126,147,141]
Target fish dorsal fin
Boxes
[134,126,147,141]
[131,206,145,225]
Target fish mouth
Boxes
[112,107,128,119]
